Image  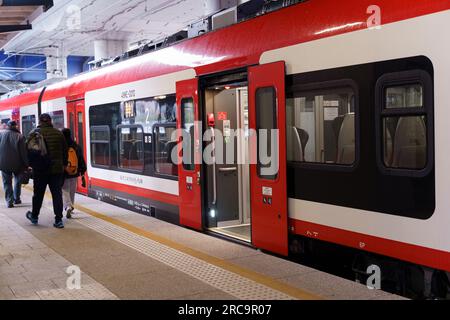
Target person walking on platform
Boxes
[26,113,68,229]
[61,128,86,219]
[0,121,29,208]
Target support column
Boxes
[204,0,221,15]
[45,46,67,79]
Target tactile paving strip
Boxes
[75,214,295,300]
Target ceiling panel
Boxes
[1,0,212,57]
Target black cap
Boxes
[39,113,52,123]
[7,120,17,127]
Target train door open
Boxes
[176,79,203,230]
[67,96,88,195]
[248,61,288,256]
[203,75,251,242]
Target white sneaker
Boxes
[66,207,74,219]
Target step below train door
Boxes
[67,95,88,195]
[248,61,288,256]
[176,79,202,230]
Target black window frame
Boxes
[117,124,145,174]
[375,69,434,177]
[255,86,278,180]
[89,94,179,181]
[47,110,65,130]
[21,114,36,137]
[180,97,195,172]
[286,79,360,173]
[90,125,111,168]
[152,122,178,180]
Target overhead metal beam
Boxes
[0,0,54,11]
[0,24,32,33]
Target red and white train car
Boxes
[1,0,449,297]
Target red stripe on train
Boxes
[90,177,179,206]
[290,219,450,272]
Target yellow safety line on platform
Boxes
[20,186,321,300]
[74,203,321,300]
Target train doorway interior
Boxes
[202,74,251,243]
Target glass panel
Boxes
[181,98,195,171]
[90,126,110,167]
[256,87,277,179]
[89,103,121,167]
[383,116,427,169]
[77,112,84,152]
[154,125,178,177]
[69,113,75,135]
[386,84,423,109]
[89,95,176,175]
[118,126,144,171]
[286,86,355,165]
[159,95,177,123]
[22,115,36,137]
[48,110,65,130]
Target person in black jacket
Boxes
[26,113,68,228]
[61,128,86,218]
[0,121,28,208]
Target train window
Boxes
[376,70,433,174]
[78,112,84,152]
[286,83,356,166]
[22,115,36,137]
[89,95,177,177]
[91,126,111,167]
[181,98,195,171]
[69,113,75,136]
[255,87,277,180]
[90,103,121,168]
[160,99,177,123]
[383,116,426,169]
[118,125,144,172]
[48,110,64,129]
[153,124,178,177]
[386,84,423,109]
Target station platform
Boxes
[0,185,405,300]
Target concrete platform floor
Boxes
[0,184,405,300]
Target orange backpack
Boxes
[66,147,79,175]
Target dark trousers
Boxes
[1,171,21,205]
[32,173,64,222]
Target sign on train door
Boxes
[248,61,288,256]
[176,79,202,230]
[67,96,88,195]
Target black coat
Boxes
[0,128,28,173]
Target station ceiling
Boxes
[0,0,212,57]
[0,4,42,46]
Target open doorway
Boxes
[203,79,251,242]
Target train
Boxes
[1,0,449,299]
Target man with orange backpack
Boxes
[61,128,86,218]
